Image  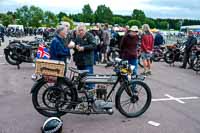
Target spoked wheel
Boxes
[32,78,76,117]
[164,51,175,64]
[138,55,144,68]
[116,80,151,118]
[4,50,21,65]
[107,51,120,62]
[192,56,200,72]
[152,52,161,62]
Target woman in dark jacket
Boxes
[120,26,139,75]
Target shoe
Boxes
[102,60,107,64]
[179,66,186,69]
[141,71,147,76]
[146,71,152,75]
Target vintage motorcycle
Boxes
[152,46,166,62]
[31,58,152,118]
[164,42,185,65]
[4,37,48,69]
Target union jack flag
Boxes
[36,43,50,59]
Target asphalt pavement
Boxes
[0,36,199,133]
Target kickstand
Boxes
[17,64,20,69]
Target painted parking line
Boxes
[152,94,199,104]
[165,94,185,104]
[0,62,8,65]
[148,121,160,127]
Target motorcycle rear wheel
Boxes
[32,78,76,117]
[5,50,22,65]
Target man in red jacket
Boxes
[141,24,154,75]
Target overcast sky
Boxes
[0,0,200,19]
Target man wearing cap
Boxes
[180,30,197,69]
[120,26,139,75]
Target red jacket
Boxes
[120,33,139,59]
[141,32,154,53]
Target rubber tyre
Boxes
[116,80,152,118]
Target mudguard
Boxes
[30,77,46,93]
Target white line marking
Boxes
[165,94,185,104]
[0,63,7,65]
[148,121,160,127]
[177,97,199,100]
[152,98,174,102]
[0,55,4,57]
[152,95,199,104]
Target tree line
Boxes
[0,4,200,30]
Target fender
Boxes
[30,77,46,94]
[30,77,78,101]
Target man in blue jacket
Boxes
[154,31,164,46]
[50,25,71,75]
[50,25,70,62]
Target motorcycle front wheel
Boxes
[116,80,151,118]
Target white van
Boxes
[7,24,24,32]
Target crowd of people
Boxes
[49,22,157,80]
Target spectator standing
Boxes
[140,24,154,75]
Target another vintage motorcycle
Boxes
[4,37,48,69]
[31,58,152,118]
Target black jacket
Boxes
[185,35,197,52]
[73,32,96,66]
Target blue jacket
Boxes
[154,33,164,46]
[50,35,70,61]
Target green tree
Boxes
[2,14,13,26]
[132,9,146,22]
[144,18,156,28]
[15,5,30,26]
[29,6,44,27]
[62,16,74,29]
[160,21,169,29]
[43,11,58,27]
[127,19,141,28]
[95,5,113,23]
[57,12,67,22]
[112,16,124,25]
[82,4,94,23]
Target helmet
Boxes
[42,117,63,133]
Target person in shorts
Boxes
[140,24,154,75]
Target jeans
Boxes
[77,65,95,90]
[128,58,138,75]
